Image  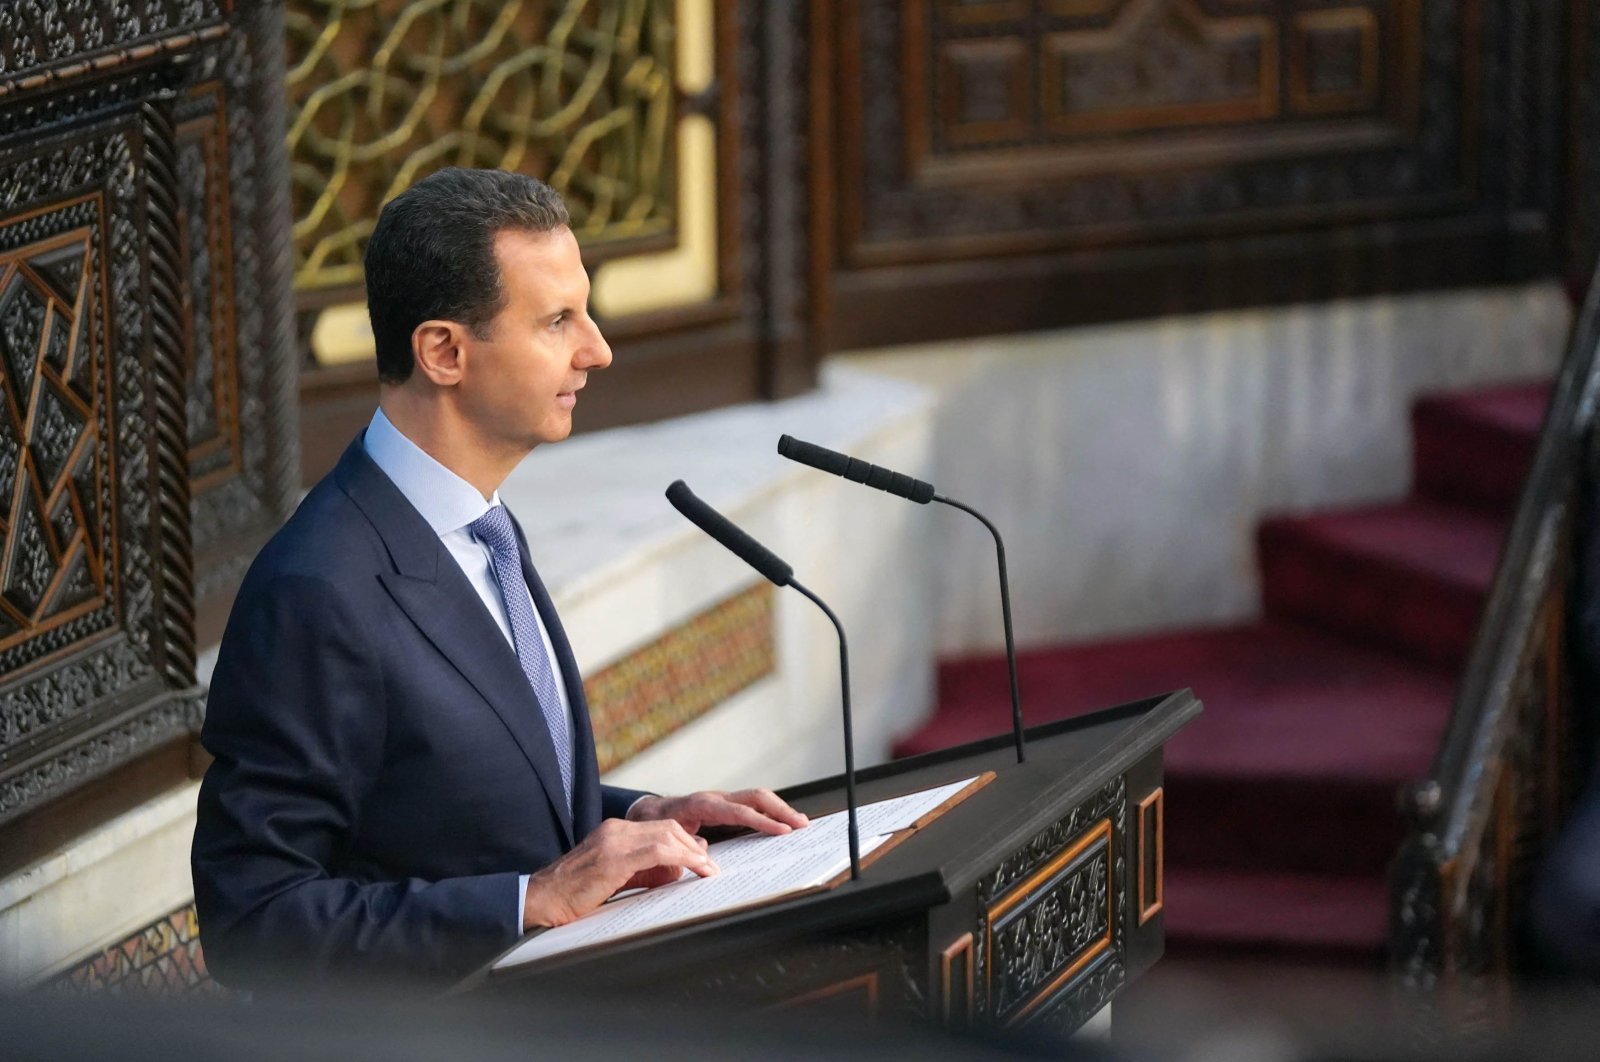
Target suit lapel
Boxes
[335,437,577,847]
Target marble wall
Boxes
[841,282,1570,655]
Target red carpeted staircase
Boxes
[894,381,1551,967]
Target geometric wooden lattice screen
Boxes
[0,1,299,830]
[0,231,107,650]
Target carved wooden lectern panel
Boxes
[973,775,1128,1033]
[468,697,1197,1041]
[0,3,297,829]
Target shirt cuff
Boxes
[516,873,529,932]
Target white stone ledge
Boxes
[0,781,199,987]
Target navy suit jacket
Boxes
[192,437,646,990]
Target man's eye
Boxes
[549,315,566,329]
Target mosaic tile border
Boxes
[47,902,217,996]
[586,582,777,771]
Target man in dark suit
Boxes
[191,168,806,991]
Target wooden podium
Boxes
[465,690,1200,1038]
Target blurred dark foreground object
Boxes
[0,988,1098,1062]
[1527,425,1600,978]
[1532,781,1600,976]
[13,980,1600,1062]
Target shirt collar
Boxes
[363,407,502,536]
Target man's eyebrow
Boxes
[548,294,591,317]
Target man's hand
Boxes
[522,818,716,930]
[626,788,810,838]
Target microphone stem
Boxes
[791,578,862,880]
[933,493,1025,764]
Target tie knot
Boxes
[469,505,517,557]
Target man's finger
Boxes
[622,864,683,891]
[605,820,715,878]
[736,788,810,829]
[709,797,793,836]
[645,830,718,877]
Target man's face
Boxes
[457,226,611,451]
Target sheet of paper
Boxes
[492,775,979,971]
[496,832,893,968]
[705,774,978,864]
[848,775,979,834]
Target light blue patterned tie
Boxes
[469,505,574,809]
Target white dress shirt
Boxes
[363,408,570,925]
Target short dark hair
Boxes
[363,167,571,383]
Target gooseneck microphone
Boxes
[665,481,862,880]
[775,435,937,504]
[776,435,1027,764]
[665,480,793,588]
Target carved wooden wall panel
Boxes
[0,88,196,825]
[176,12,299,625]
[820,0,1567,349]
[0,3,297,829]
[1569,0,1600,284]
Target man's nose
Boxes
[579,318,613,370]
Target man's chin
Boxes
[531,418,574,448]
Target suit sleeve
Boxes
[192,572,517,991]
[599,785,651,820]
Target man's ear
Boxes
[411,320,467,387]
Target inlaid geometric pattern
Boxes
[0,227,109,652]
[285,0,679,291]
[1137,786,1164,924]
[0,2,229,86]
[985,818,1113,1025]
[586,583,775,772]
[1290,7,1381,114]
[975,778,1126,1029]
[1040,0,1277,135]
[939,38,1032,145]
[924,0,1409,151]
[47,904,218,996]
[940,932,975,1027]
[178,87,244,492]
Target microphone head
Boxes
[777,434,935,504]
[775,433,851,478]
[665,478,694,512]
[665,480,794,587]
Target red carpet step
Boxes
[1160,869,1388,965]
[897,621,1455,879]
[1412,383,1548,513]
[896,379,1550,968]
[1257,499,1506,668]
